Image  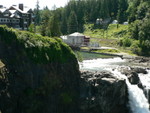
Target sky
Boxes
[0,0,69,9]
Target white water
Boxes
[79,57,150,113]
[109,68,150,113]
[139,70,150,103]
[79,57,126,71]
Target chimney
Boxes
[0,5,3,8]
[19,4,23,11]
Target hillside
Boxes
[83,24,136,55]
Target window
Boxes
[16,19,20,23]
[4,14,9,16]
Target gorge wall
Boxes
[0,26,80,113]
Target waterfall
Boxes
[139,70,150,104]
[79,58,150,113]
[108,68,150,113]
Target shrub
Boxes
[0,25,76,64]
[130,40,142,55]
[119,38,133,47]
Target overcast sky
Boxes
[0,0,69,9]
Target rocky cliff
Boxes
[80,71,129,113]
[0,26,80,113]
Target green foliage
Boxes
[34,0,41,25]
[117,0,128,23]
[49,14,61,37]
[130,40,142,55]
[84,24,129,39]
[40,8,51,36]
[28,24,35,33]
[74,51,83,62]
[68,11,78,34]
[93,49,120,53]
[119,38,133,47]
[129,20,140,39]
[0,25,76,63]
[137,1,150,20]
[129,17,150,56]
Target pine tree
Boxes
[61,12,68,35]
[40,8,51,36]
[117,0,128,23]
[68,11,78,34]
[49,14,61,37]
[35,0,41,25]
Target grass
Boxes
[84,24,129,39]
[83,23,135,56]
[93,49,120,54]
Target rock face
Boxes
[118,66,150,104]
[119,67,148,85]
[0,26,80,113]
[80,71,129,113]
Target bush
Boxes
[119,38,133,47]
[0,25,76,64]
[130,40,142,55]
[74,51,83,62]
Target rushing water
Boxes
[79,57,126,71]
[79,57,150,113]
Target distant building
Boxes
[0,4,34,30]
[123,22,128,25]
[112,20,118,24]
[61,32,90,47]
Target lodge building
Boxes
[0,4,34,30]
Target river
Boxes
[79,57,150,113]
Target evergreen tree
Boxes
[76,0,85,32]
[138,18,150,55]
[68,11,78,34]
[40,8,51,36]
[61,11,68,35]
[117,0,128,23]
[100,0,110,18]
[49,14,61,37]
[34,0,41,25]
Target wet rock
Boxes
[127,72,140,84]
[80,71,129,113]
[131,67,148,74]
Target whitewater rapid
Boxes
[79,57,150,113]
[110,68,150,113]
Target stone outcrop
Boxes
[0,26,80,113]
[80,71,129,113]
[119,67,148,85]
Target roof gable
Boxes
[69,32,85,37]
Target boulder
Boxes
[80,71,129,113]
[127,72,140,84]
[131,67,148,74]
